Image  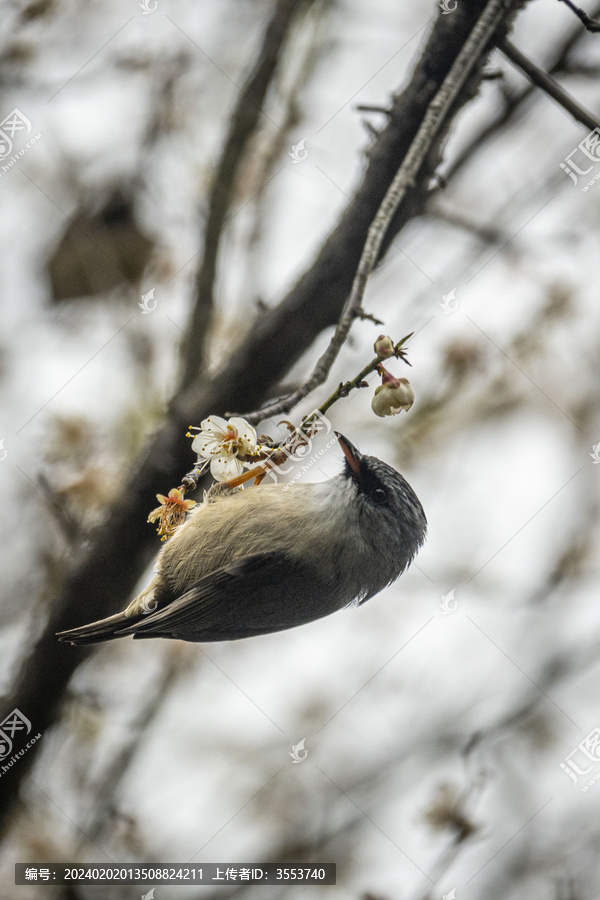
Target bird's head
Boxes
[335,432,427,578]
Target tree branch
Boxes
[499,38,600,131]
[179,0,312,389]
[444,0,600,182]
[355,103,391,114]
[557,0,600,31]
[242,0,511,425]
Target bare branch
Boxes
[557,0,600,31]
[312,332,413,416]
[179,0,313,389]
[242,0,511,425]
[355,103,391,114]
[499,38,600,131]
[426,205,507,244]
[445,0,600,181]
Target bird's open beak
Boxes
[335,432,362,477]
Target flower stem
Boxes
[300,332,413,436]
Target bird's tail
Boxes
[56,611,133,646]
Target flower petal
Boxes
[200,415,228,437]
[192,434,222,457]
[210,455,244,482]
[168,488,183,502]
[371,379,415,417]
[228,417,257,450]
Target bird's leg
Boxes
[222,463,271,488]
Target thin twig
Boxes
[355,103,391,114]
[499,38,600,131]
[355,309,384,324]
[444,0,600,181]
[240,1,328,296]
[215,335,413,491]
[560,60,600,75]
[411,777,485,900]
[303,333,413,428]
[241,0,509,426]
[557,0,600,31]
[36,472,83,546]
[426,205,506,244]
[179,0,312,389]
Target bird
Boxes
[57,434,426,646]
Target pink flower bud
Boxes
[373,334,395,359]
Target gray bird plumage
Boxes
[57,434,426,646]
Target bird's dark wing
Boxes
[120,551,310,642]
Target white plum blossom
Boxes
[192,415,259,482]
[371,373,415,417]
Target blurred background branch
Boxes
[499,37,600,130]
[557,0,600,32]
[179,0,315,389]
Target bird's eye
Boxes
[371,487,387,504]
